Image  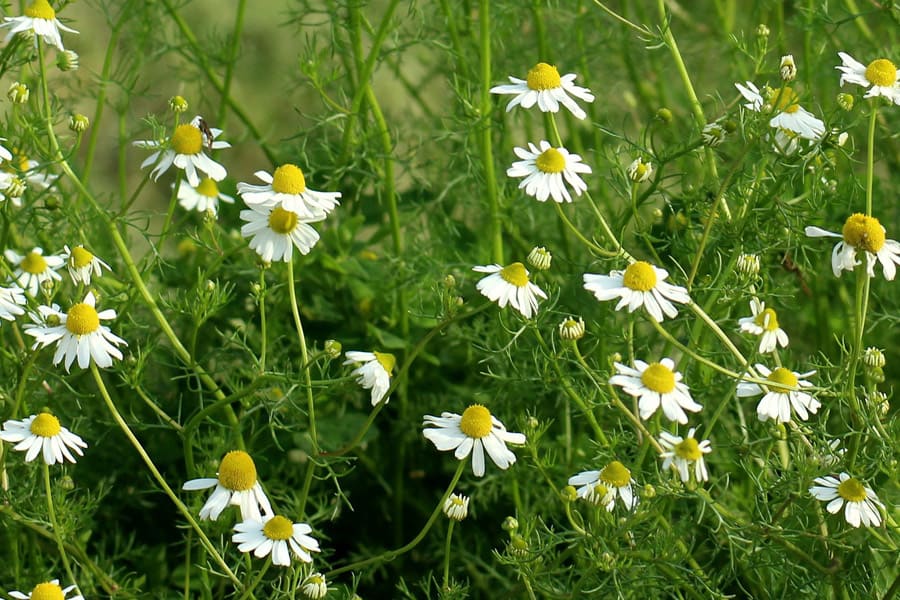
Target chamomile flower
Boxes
[473,263,547,319]
[423,404,526,477]
[627,157,652,183]
[490,62,595,120]
[343,350,394,405]
[506,141,591,203]
[738,297,789,353]
[237,164,341,220]
[583,261,691,322]
[134,115,229,187]
[609,358,702,424]
[659,428,712,483]
[736,364,819,423]
[182,450,273,521]
[24,292,126,372]
[1,0,79,52]
[233,515,320,567]
[443,493,470,521]
[809,472,884,528]
[805,214,900,280]
[568,460,638,511]
[9,580,84,600]
[63,245,110,286]
[836,53,900,104]
[4,247,64,297]
[2,150,58,198]
[0,413,87,465]
[301,573,328,599]
[735,81,825,140]
[177,177,234,216]
[240,202,324,262]
[0,285,26,321]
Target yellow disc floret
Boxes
[499,262,529,288]
[374,351,396,375]
[262,515,295,541]
[29,582,64,600]
[641,362,676,394]
[770,86,800,113]
[842,213,886,253]
[865,59,897,87]
[837,477,867,502]
[754,308,780,331]
[600,460,631,488]
[66,303,100,335]
[622,261,657,292]
[674,437,702,461]
[268,206,299,234]
[21,251,48,274]
[25,0,56,20]
[272,164,307,195]
[195,177,220,197]
[459,404,493,439]
[535,148,566,173]
[171,123,203,155]
[30,413,62,438]
[767,367,798,390]
[217,450,258,491]
[526,63,562,91]
[70,246,94,269]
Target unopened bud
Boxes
[301,573,328,599]
[561,485,578,502]
[56,50,79,71]
[558,316,585,341]
[8,82,29,104]
[169,95,189,114]
[655,107,673,124]
[863,347,885,369]
[701,121,727,147]
[443,493,469,521]
[756,24,770,38]
[527,246,552,271]
[502,516,519,531]
[779,55,796,82]
[627,157,652,183]
[443,274,456,289]
[69,114,89,133]
[324,339,342,358]
[641,483,656,499]
[837,93,854,111]
[736,253,760,279]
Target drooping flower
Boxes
[490,62,595,120]
[182,450,273,521]
[473,263,547,318]
[443,493,470,521]
[177,177,234,216]
[0,0,79,52]
[0,413,87,465]
[343,350,394,405]
[63,245,110,286]
[736,364,818,423]
[301,573,328,599]
[609,358,702,424]
[583,261,690,322]
[134,115,229,187]
[735,81,825,140]
[240,202,324,262]
[659,428,712,483]
[233,515,320,566]
[809,472,884,527]
[5,247,64,297]
[738,297,789,353]
[506,141,591,203]
[805,214,900,280]
[237,164,341,220]
[568,460,638,511]
[836,53,900,105]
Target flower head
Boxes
[473,263,547,319]
[568,460,638,511]
[134,115,229,186]
[490,62,595,119]
[610,358,701,424]
[558,316,585,341]
[836,52,900,105]
[5,247,64,297]
[735,81,825,140]
[506,141,591,203]
[738,297,789,353]
[24,292,126,372]
[0,413,87,465]
[1,0,79,51]
[443,492,470,521]
[237,164,341,220]
[736,364,818,423]
[0,285,27,322]
[343,350,394,405]
[583,261,691,322]
[233,514,320,566]
[659,428,712,483]
[805,214,900,280]
[527,246,552,271]
[780,55,797,81]
[182,450,273,521]
[301,573,328,599]
[240,202,324,262]
[423,404,526,477]
[810,472,884,527]
[627,157,652,183]
[8,580,84,600]
[177,177,234,216]
[63,245,110,286]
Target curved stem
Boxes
[287,257,318,452]
[43,462,82,596]
[236,557,268,600]
[442,520,456,590]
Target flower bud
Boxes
[779,55,796,82]
[56,50,79,71]
[641,483,656,499]
[755,24,770,38]
[59,475,75,490]
[5,176,26,199]
[324,339,342,359]
[169,95,189,113]
[837,93,854,111]
[8,82,29,104]
[69,113,90,133]
[558,316,585,341]
[627,157,652,183]
[443,274,456,289]
[561,485,578,503]
[863,347,885,369]
[509,534,528,556]
[736,253,760,279]
[502,516,519,531]
[527,246,552,271]
[301,573,328,599]
[655,107,673,124]
[443,493,470,521]
[701,121,727,147]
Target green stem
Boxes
[236,557,269,600]
[217,0,248,127]
[442,520,456,590]
[43,462,82,596]
[258,269,268,373]
[82,14,124,185]
[865,103,877,216]
[479,0,503,263]
[287,257,318,452]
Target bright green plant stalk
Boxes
[43,462,82,596]
[442,519,457,590]
[154,169,184,257]
[236,557,268,600]
[216,0,247,127]
[287,257,318,453]
[479,0,503,263]
[257,270,268,373]
[865,104,877,217]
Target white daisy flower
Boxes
[237,164,341,220]
[809,472,884,528]
[736,364,818,423]
[63,245,110,286]
[735,81,825,140]
[473,263,547,319]
[609,358,702,424]
[24,292,126,372]
[134,115,230,187]
[177,177,234,216]
[182,450,273,521]
[343,350,394,406]
[627,157,652,183]
[506,141,591,203]
[443,492,470,521]
[490,62,595,120]
[9,580,83,600]
[836,52,900,105]
[659,427,712,483]
[423,404,526,477]
[1,150,58,204]
[805,213,900,280]
[233,514,321,567]
[738,297,789,353]
[568,460,638,511]
[0,285,27,322]
[1,0,78,52]
[0,413,87,465]
[583,261,691,323]
[4,247,64,297]
[301,573,328,599]
[240,202,324,263]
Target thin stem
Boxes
[865,103,877,216]
[287,257,318,452]
[258,269,268,373]
[43,462,81,596]
[236,557,269,600]
[217,0,248,127]
[479,0,503,263]
[442,520,456,590]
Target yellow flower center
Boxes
[30,413,62,438]
[268,206,299,234]
[674,437,702,461]
[535,148,566,174]
[499,262,529,287]
[836,477,867,503]
[29,582,64,600]
[374,351,396,375]
[767,367,798,390]
[526,62,562,91]
[640,362,676,394]
[622,261,657,292]
[217,450,258,491]
[754,308,780,332]
[842,213,886,253]
[263,515,295,541]
[21,251,48,274]
[459,404,493,438]
[25,0,56,20]
[171,123,203,155]
[449,495,465,507]
[195,177,220,197]
[272,164,307,194]
[771,86,800,114]
[66,303,100,335]
[70,246,94,268]
[600,460,631,488]
[10,150,30,173]
[592,483,610,498]
[865,58,897,87]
